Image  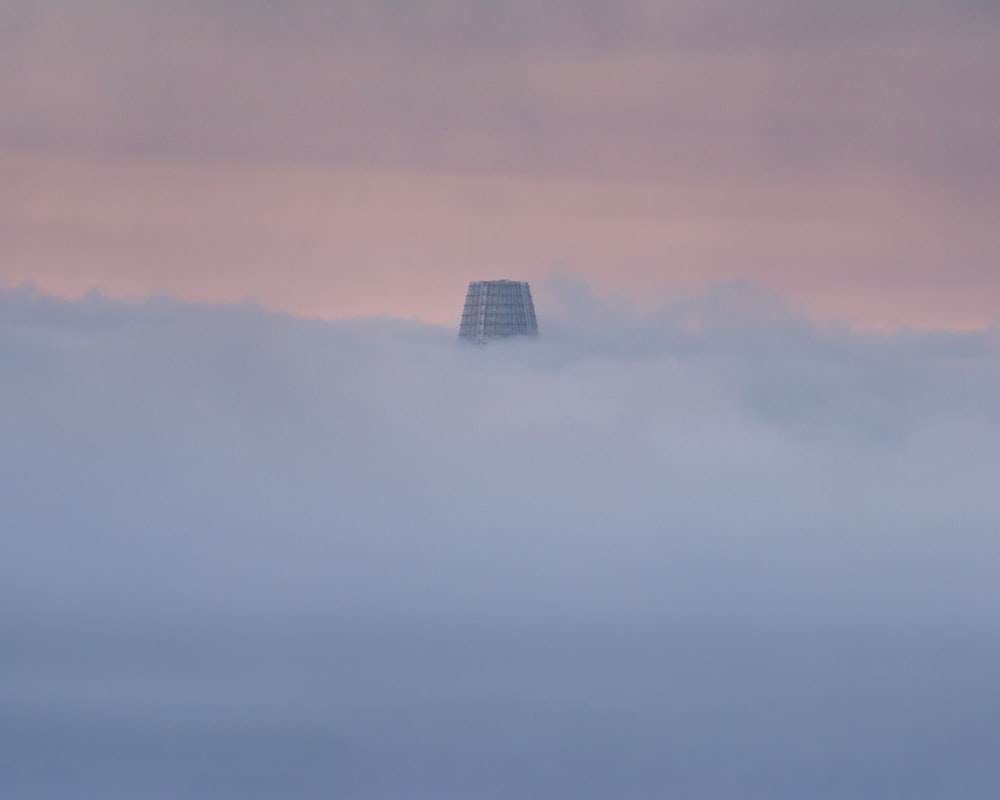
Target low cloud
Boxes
[2,281,999,798]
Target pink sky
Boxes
[3,0,999,328]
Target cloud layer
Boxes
[2,282,999,798]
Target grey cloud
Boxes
[2,282,1000,797]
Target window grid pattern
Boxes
[458,280,539,342]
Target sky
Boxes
[2,0,999,328]
[3,282,1000,797]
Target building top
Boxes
[458,280,539,342]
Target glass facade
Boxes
[458,280,539,342]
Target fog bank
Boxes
[2,281,999,798]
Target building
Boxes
[458,280,539,342]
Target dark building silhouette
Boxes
[458,280,539,342]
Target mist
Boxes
[2,279,999,798]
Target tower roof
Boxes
[458,280,538,342]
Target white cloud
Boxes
[2,282,999,798]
